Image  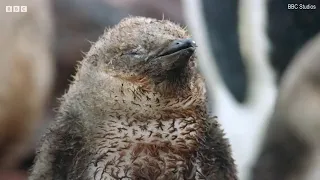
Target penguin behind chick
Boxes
[0,0,54,169]
[251,33,320,180]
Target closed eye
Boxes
[123,45,146,56]
[126,51,140,56]
[120,51,141,56]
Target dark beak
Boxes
[158,38,197,57]
[156,38,197,70]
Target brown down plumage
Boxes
[30,16,237,180]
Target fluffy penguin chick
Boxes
[251,33,320,180]
[30,16,237,180]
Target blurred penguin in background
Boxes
[182,0,320,179]
[0,0,53,178]
[252,32,320,180]
[251,1,320,180]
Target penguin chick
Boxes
[251,33,320,180]
[30,16,237,180]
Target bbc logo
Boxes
[287,4,298,9]
[5,6,27,12]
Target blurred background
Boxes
[0,0,320,179]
